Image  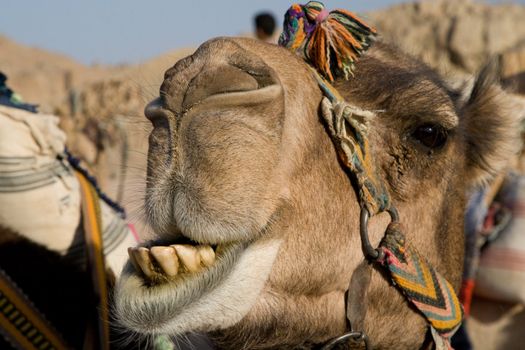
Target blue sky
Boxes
[1,0,522,65]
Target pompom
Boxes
[278,1,376,81]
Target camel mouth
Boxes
[117,203,283,335]
[115,234,280,335]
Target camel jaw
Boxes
[115,237,281,336]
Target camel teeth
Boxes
[133,247,155,278]
[128,247,142,273]
[197,245,216,267]
[150,246,179,277]
[130,244,218,280]
[171,244,202,273]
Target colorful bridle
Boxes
[279,2,463,349]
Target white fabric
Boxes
[0,105,80,251]
[0,105,66,162]
[0,105,137,276]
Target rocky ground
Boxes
[371,0,525,78]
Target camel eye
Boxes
[412,123,448,150]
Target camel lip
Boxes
[146,234,218,249]
[147,231,243,252]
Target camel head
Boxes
[115,37,519,348]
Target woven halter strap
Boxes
[314,69,463,350]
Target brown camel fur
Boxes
[115,38,520,349]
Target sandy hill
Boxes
[370,0,525,77]
[0,35,193,114]
[0,35,115,112]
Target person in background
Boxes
[254,12,277,44]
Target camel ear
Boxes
[461,62,522,186]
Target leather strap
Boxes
[76,171,110,350]
[346,260,372,333]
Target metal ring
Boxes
[360,207,381,260]
[387,206,399,223]
[360,206,400,261]
[320,331,369,350]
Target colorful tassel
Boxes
[278,1,376,81]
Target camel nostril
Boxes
[145,98,170,128]
[182,65,261,110]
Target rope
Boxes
[318,76,390,216]
[64,148,126,218]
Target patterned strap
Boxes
[379,223,463,347]
[0,268,69,350]
[75,171,110,350]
